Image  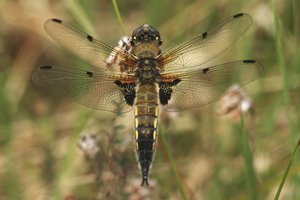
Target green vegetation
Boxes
[0,0,299,199]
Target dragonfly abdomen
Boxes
[134,83,159,186]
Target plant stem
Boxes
[160,128,189,200]
[51,110,93,199]
[111,0,127,35]
[66,0,97,36]
[271,0,289,105]
[240,115,258,200]
[270,0,296,138]
[292,0,299,44]
[270,2,300,197]
[274,139,300,200]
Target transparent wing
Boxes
[32,65,136,113]
[159,60,264,111]
[157,13,252,72]
[44,19,136,71]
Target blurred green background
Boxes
[0,0,300,199]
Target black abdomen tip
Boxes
[139,160,151,186]
[233,13,244,18]
[141,175,149,186]
[52,18,62,23]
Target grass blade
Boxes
[111,0,127,35]
[66,0,97,36]
[240,115,258,200]
[274,139,300,200]
[160,127,189,200]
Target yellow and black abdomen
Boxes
[134,83,159,186]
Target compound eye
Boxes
[133,36,137,40]
[155,36,159,40]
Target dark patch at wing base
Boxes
[159,79,181,105]
[159,87,172,105]
[160,60,264,111]
[114,80,136,106]
[32,65,134,112]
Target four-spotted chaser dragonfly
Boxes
[32,13,263,186]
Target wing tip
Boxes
[242,60,265,76]
[44,18,63,30]
[233,13,252,22]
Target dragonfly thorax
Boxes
[136,58,159,83]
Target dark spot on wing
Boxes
[202,32,208,39]
[40,66,52,70]
[52,18,62,23]
[86,71,93,77]
[87,34,93,42]
[202,68,209,74]
[243,60,256,63]
[233,13,244,18]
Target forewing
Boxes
[158,13,252,72]
[32,65,136,113]
[159,60,264,111]
[44,19,136,71]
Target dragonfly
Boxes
[32,13,263,186]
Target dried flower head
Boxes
[217,84,254,122]
[106,36,132,72]
[77,132,100,160]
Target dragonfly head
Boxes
[131,24,163,47]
